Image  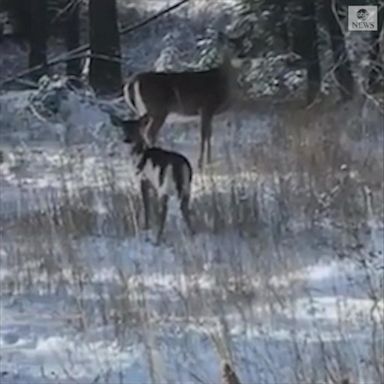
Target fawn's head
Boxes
[110,114,150,147]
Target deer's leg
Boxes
[180,193,194,235]
[198,111,212,170]
[140,179,151,230]
[206,116,213,164]
[144,112,167,144]
[156,194,169,244]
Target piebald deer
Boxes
[111,114,193,244]
[123,34,240,169]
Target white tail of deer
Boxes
[123,34,241,169]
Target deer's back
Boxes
[140,147,192,198]
[134,68,230,115]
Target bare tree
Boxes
[291,0,322,103]
[28,0,48,80]
[89,0,122,94]
[65,0,81,78]
[324,0,354,100]
[368,4,384,93]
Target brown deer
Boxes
[123,34,241,169]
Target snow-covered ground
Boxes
[1,233,383,383]
[1,0,382,382]
[1,79,383,384]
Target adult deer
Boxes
[123,33,240,169]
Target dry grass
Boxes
[1,99,383,383]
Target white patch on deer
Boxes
[133,80,148,116]
[166,113,200,124]
[141,161,175,198]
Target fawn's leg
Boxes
[140,179,151,230]
[180,194,194,235]
[198,110,213,170]
[206,117,213,164]
[156,194,169,244]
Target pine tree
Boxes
[324,0,354,100]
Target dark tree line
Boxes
[0,0,383,98]
[237,0,383,102]
[1,0,122,94]
[277,0,355,102]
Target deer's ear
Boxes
[110,113,125,127]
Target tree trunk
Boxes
[2,0,31,39]
[368,4,384,93]
[291,0,322,104]
[324,0,354,100]
[28,0,48,80]
[65,0,81,78]
[273,0,290,51]
[89,0,122,95]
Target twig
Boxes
[119,0,189,35]
[67,52,127,65]
[27,103,50,123]
[50,0,81,26]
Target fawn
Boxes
[111,114,194,243]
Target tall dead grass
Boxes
[0,98,383,383]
